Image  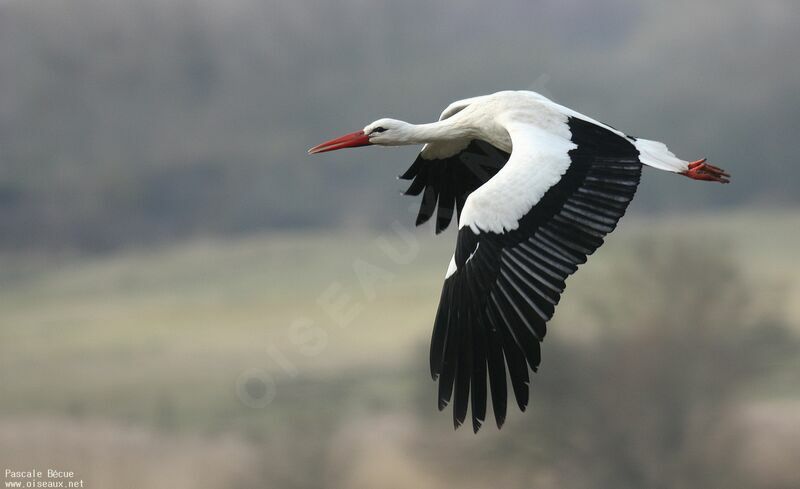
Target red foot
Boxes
[681,158,730,184]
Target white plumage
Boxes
[309,90,729,432]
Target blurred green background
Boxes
[1,1,799,488]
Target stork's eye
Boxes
[372,127,387,133]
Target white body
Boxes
[312,90,726,431]
[372,91,688,235]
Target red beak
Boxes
[308,130,372,154]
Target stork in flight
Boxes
[308,90,729,432]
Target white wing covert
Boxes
[430,116,643,432]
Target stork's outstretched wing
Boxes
[400,141,509,233]
[431,117,643,432]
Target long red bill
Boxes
[308,130,371,154]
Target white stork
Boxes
[308,90,729,432]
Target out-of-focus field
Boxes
[1,210,799,489]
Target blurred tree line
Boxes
[1,0,798,252]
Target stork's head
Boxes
[308,118,411,154]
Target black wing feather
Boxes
[401,141,509,233]
[429,117,643,431]
[484,316,508,427]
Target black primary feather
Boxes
[427,117,643,431]
[400,140,509,233]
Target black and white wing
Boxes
[430,117,643,432]
[400,141,509,233]
[399,96,508,233]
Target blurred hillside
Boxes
[1,0,799,251]
[1,212,798,488]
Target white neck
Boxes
[370,118,472,146]
[404,120,468,143]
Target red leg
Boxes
[681,158,730,183]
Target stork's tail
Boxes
[633,138,730,183]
